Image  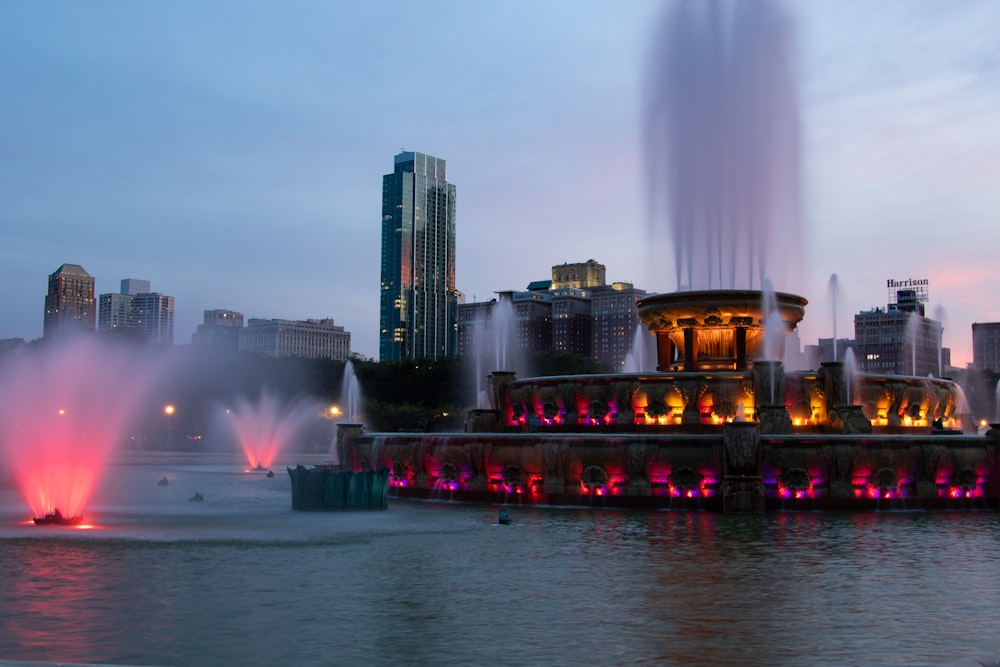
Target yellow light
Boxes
[164,404,175,416]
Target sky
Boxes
[1,1,998,365]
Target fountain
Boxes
[340,361,363,424]
[329,0,997,512]
[225,390,316,471]
[0,337,160,524]
[829,274,841,362]
[623,323,656,373]
[287,361,391,511]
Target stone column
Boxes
[488,371,517,418]
[683,328,697,372]
[655,332,674,372]
[753,360,791,433]
[735,326,748,370]
[335,423,365,470]
[820,361,847,421]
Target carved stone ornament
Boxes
[724,424,760,470]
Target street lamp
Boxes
[164,404,175,445]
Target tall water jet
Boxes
[645,0,801,293]
[842,348,859,405]
[225,390,316,471]
[467,294,523,408]
[933,305,947,377]
[905,312,921,376]
[995,379,1000,423]
[828,274,840,362]
[0,337,159,521]
[340,361,363,424]
[493,296,516,372]
[623,323,656,373]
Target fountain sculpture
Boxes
[329,0,999,512]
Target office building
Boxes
[43,263,96,338]
[379,151,457,361]
[854,282,943,377]
[98,279,175,345]
[551,259,606,289]
[192,309,245,348]
[456,260,645,370]
[972,322,1000,372]
[591,282,647,369]
[239,318,350,360]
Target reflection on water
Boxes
[1,453,1000,666]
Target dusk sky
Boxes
[1,1,997,364]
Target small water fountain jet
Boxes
[995,379,1000,424]
[933,305,947,377]
[905,312,921,377]
[225,390,316,471]
[623,323,655,373]
[829,274,840,362]
[0,337,160,523]
[340,361,364,424]
[493,296,516,373]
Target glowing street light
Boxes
[164,404,175,444]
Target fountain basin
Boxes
[341,429,997,511]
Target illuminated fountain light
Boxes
[0,337,161,523]
[225,390,317,471]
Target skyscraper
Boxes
[97,279,175,345]
[43,263,96,338]
[380,151,457,361]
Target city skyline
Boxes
[1,1,998,363]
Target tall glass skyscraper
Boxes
[380,151,457,361]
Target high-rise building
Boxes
[455,261,646,370]
[43,263,96,338]
[972,322,1000,372]
[380,151,457,361]
[591,282,647,369]
[854,284,943,377]
[121,279,150,296]
[131,292,175,345]
[97,279,175,345]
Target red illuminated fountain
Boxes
[225,391,316,472]
[0,337,158,525]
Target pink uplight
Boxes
[0,337,159,520]
[226,391,316,471]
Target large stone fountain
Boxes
[336,288,994,512]
[332,0,998,512]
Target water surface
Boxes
[1,453,998,666]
